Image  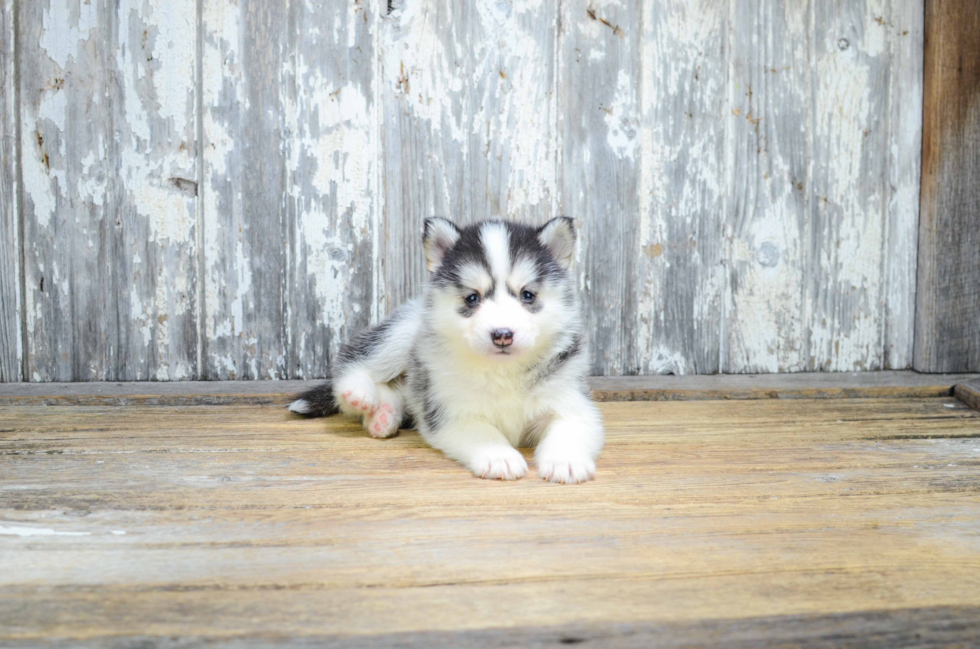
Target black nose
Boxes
[491,328,514,347]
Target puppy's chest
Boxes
[432,369,538,435]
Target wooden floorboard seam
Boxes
[2,371,980,407]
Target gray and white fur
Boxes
[289,217,603,483]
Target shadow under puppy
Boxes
[290,217,604,483]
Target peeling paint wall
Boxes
[1,0,924,380]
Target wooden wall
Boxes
[0,0,929,380]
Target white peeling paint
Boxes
[39,0,98,69]
[604,70,639,160]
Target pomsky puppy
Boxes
[289,217,604,483]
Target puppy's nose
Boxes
[491,328,514,347]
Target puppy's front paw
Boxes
[364,402,400,439]
[469,447,528,481]
[537,455,596,484]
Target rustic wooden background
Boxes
[0,0,932,381]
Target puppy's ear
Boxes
[537,216,576,269]
[423,217,461,272]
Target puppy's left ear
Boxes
[537,216,576,269]
[423,217,461,272]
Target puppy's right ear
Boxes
[422,217,461,272]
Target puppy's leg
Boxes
[291,300,422,419]
[427,421,528,480]
[333,367,379,416]
[362,381,405,439]
[535,391,604,484]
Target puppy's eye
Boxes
[465,293,480,306]
[521,290,536,304]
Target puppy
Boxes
[289,217,604,483]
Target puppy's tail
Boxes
[288,380,339,418]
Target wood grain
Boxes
[18,0,200,382]
[914,0,980,372]
[200,0,287,380]
[725,1,809,373]
[807,0,917,372]
[0,0,18,382]
[956,379,980,412]
[636,0,725,375]
[560,0,641,375]
[1,398,979,644]
[281,0,380,379]
[13,608,973,648]
[19,0,115,381]
[883,0,924,370]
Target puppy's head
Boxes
[423,217,576,363]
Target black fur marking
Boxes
[531,333,584,385]
[424,398,445,432]
[555,333,583,366]
[432,223,491,287]
[289,380,339,418]
[408,351,443,432]
[336,313,398,366]
[506,221,567,283]
[415,362,446,431]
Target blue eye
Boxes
[521,290,535,303]
[465,293,480,306]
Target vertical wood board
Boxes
[282,0,380,379]
[19,0,115,381]
[19,0,198,381]
[201,0,287,379]
[560,0,642,375]
[0,0,19,382]
[807,0,902,372]
[914,0,980,372]
[725,1,810,374]
[638,0,727,375]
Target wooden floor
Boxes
[2,394,980,646]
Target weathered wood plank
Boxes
[1,399,979,643]
[2,372,979,406]
[3,609,974,648]
[380,0,559,312]
[0,0,19,382]
[19,0,116,381]
[883,0,923,370]
[560,0,641,375]
[201,0,380,380]
[18,0,199,381]
[807,0,919,372]
[200,0,287,379]
[282,0,379,379]
[956,379,980,412]
[914,1,980,373]
[635,0,726,375]
[724,1,809,373]
[110,0,200,380]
